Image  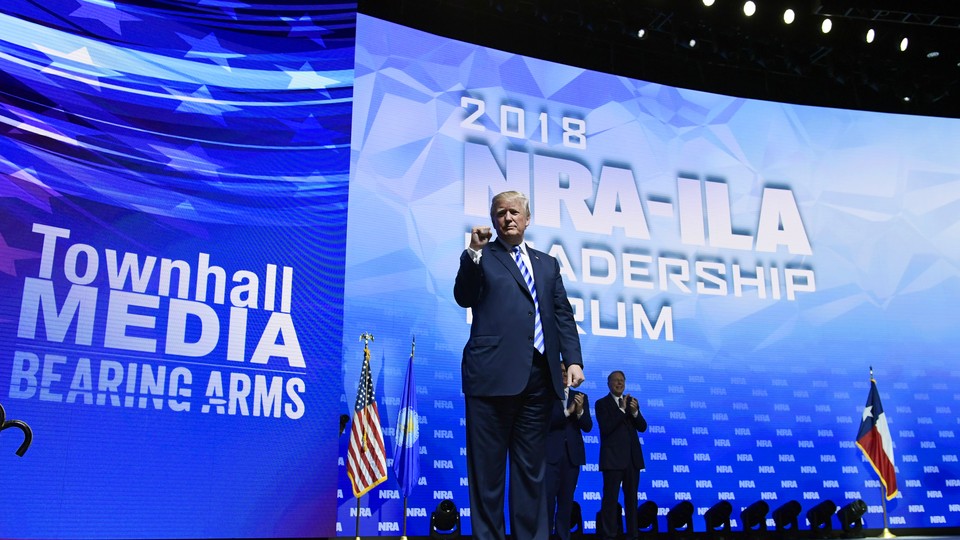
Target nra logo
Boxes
[717,492,735,500]
[778,455,795,462]
[820,455,836,462]
[734,428,751,436]
[378,522,400,532]
[817,429,834,437]
[756,440,772,447]
[732,402,748,410]
[835,416,853,424]
[841,466,858,474]
[844,492,862,499]
[671,438,688,446]
[776,429,793,437]
[713,413,729,421]
[943,455,958,462]
[710,387,726,395]
[823,480,839,488]
[583,435,599,444]
[795,415,812,423]
[434,430,454,439]
[670,411,686,420]
[716,465,733,473]
[433,491,453,500]
[730,377,746,385]
[752,389,768,397]
[797,440,814,448]
[350,508,372,517]
[650,480,670,488]
[648,425,666,433]
[758,466,776,474]
[800,466,818,473]
[433,460,454,469]
[691,426,709,435]
[754,414,770,422]
[379,490,400,499]
[793,390,809,398]
[674,465,690,473]
[694,453,710,461]
[689,401,706,409]
[674,492,691,500]
[582,463,599,471]
[582,491,601,501]
[649,452,668,460]
[714,439,730,447]
[695,480,712,488]
[739,480,755,488]
[761,492,778,500]
[409,508,428,517]
[434,371,454,380]
[774,403,790,411]
[781,480,797,488]
[648,399,665,407]
[668,386,684,394]
[802,492,820,500]
[383,397,401,406]
[434,400,455,409]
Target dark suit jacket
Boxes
[454,238,582,399]
[547,390,593,466]
[596,393,647,471]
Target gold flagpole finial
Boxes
[410,335,416,358]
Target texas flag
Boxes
[856,378,897,500]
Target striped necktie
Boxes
[512,245,544,354]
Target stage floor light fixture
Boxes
[740,499,769,531]
[430,499,461,540]
[704,500,733,533]
[570,501,584,540]
[838,499,868,538]
[667,500,694,537]
[806,499,837,539]
[637,500,659,535]
[772,500,802,534]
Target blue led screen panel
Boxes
[339,14,960,535]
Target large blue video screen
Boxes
[338,14,960,535]
[0,1,350,538]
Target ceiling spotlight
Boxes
[821,18,832,33]
[866,28,875,43]
[688,38,697,48]
[743,1,757,17]
[703,0,716,6]
[900,37,909,51]
[783,9,795,24]
[637,28,647,39]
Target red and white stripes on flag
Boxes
[346,343,387,497]
[856,378,898,499]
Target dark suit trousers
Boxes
[600,466,639,540]
[465,352,553,540]
[547,453,580,540]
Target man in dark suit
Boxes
[596,370,647,540]
[547,364,593,540]
[454,190,585,540]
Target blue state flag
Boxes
[393,349,420,498]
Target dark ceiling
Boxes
[360,0,960,118]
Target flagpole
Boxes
[355,494,361,540]
[869,366,895,539]
[400,337,414,540]
[880,484,895,538]
[401,495,408,540]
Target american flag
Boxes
[347,341,387,497]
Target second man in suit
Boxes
[547,363,593,540]
[596,370,647,540]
